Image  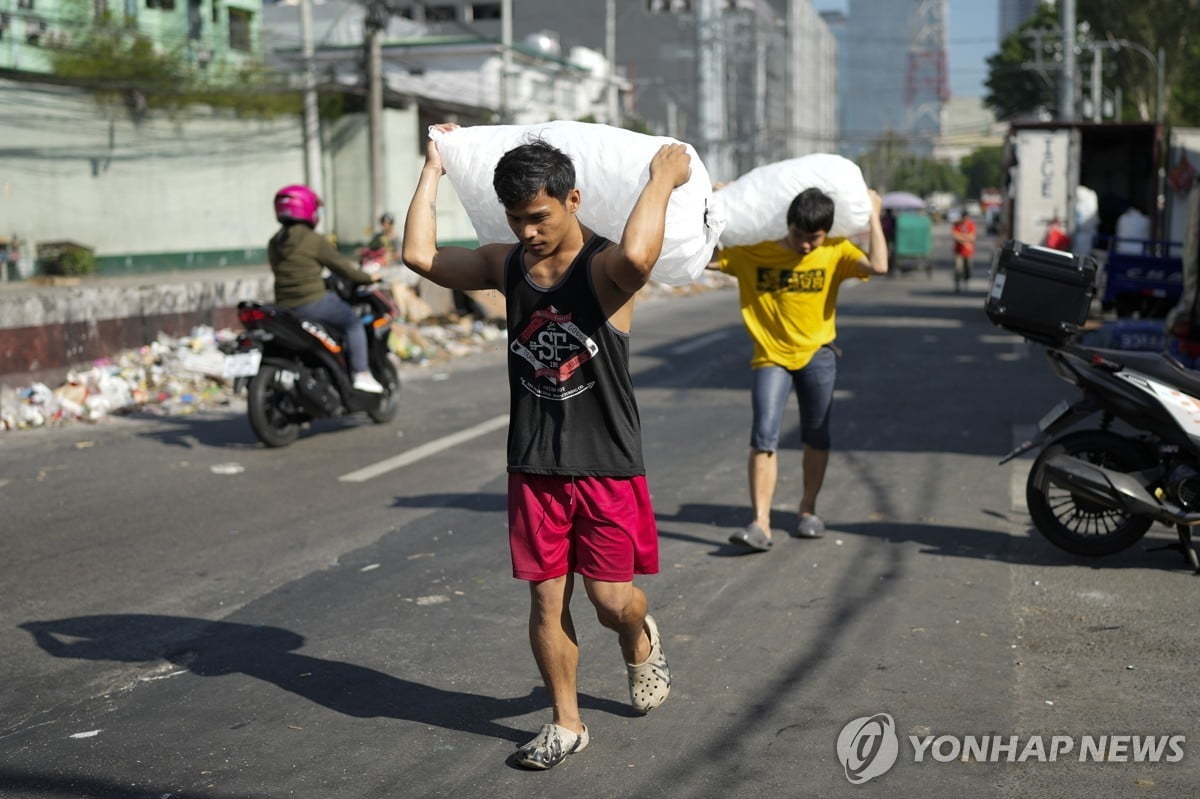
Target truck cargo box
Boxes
[986,240,1097,345]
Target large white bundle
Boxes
[429,121,725,286]
[714,154,872,246]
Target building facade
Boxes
[370,0,836,178]
[0,0,263,75]
[840,0,947,157]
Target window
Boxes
[17,0,34,9]
[424,4,455,22]
[211,0,219,23]
[470,3,500,20]
[228,7,251,52]
[187,0,201,38]
[145,0,176,10]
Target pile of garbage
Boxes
[0,318,508,433]
[0,273,730,433]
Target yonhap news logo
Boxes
[837,714,900,784]
[836,713,1185,785]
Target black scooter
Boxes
[1001,341,1200,572]
[231,276,400,447]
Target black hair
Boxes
[492,139,576,209]
[786,188,836,233]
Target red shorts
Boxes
[507,473,660,582]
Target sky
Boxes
[812,0,1000,99]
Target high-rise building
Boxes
[376,1,836,176]
[998,0,1045,41]
[840,0,947,157]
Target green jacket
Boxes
[268,223,374,308]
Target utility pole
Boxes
[1089,45,1102,122]
[300,0,324,201]
[499,0,512,122]
[1059,0,1076,121]
[695,0,727,181]
[365,1,386,223]
[605,0,619,126]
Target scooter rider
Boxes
[269,184,385,394]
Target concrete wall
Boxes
[0,78,480,262]
[0,78,305,259]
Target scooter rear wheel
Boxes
[1026,430,1156,557]
[367,359,400,424]
[248,364,305,447]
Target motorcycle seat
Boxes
[1091,347,1200,398]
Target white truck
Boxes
[1000,121,1200,317]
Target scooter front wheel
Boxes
[248,364,305,447]
[1025,430,1156,557]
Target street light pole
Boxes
[1113,39,1164,124]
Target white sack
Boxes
[429,121,725,286]
[714,154,872,246]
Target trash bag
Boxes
[429,121,726,286]
[714,154,872,246]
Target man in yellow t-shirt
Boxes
[717,188,887,551]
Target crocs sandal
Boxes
[794,514,825,539]
[626,614,671,713]
[514,723,589,770]
[728,522,773,551]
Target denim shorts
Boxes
[750,347,837,452]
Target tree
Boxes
[48,3,318,119]
[983,3,1061,121]
[959,146,1004,200]
[891,157,966,198]
[49,13,191,116]
[1077,0,1200,124]
[984,0,1200,124]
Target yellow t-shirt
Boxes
[718,238,866,370]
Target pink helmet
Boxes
[274,184,321,225]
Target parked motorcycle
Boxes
[230,276,400,447]
[987,239,1200,572]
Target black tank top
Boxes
[504,235,645,477]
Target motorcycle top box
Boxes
[985,240,1097,346]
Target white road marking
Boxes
[670,330,731,355]
[338,413,509,483]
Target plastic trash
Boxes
[430,121,726,286]
[714,154,872,246]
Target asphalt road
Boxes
[2,233,1198,799]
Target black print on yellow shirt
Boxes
[755,266,826,293]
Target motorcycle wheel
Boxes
[367,359,400,424]
[248,364,305,447]
[1025,429,1156,557]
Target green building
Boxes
[0,0,263,75]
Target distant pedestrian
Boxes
[951,211,977,292]
[881,208,897,275]
[715,187,888,551]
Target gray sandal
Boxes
[728,522,773,552]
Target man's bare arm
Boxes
[599,143,693,295]
[401,125,504,291]
[856,190,888,277]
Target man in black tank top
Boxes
[402,124,692,769]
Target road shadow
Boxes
[134,410,387,450]
[0,769,262,799]
[19,614,634,746]
[831,519,1193,572]
[390,492,507,513]
[654,502,1192,571]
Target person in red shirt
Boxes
[951,211,978,292]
